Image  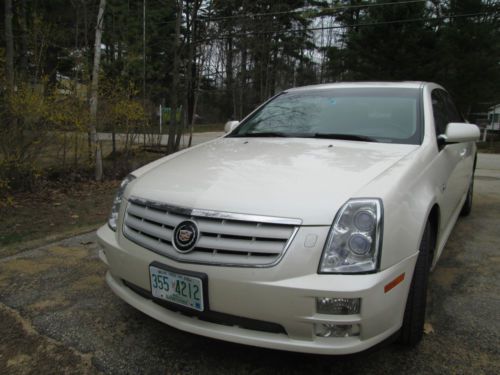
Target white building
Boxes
[488,104,500,130]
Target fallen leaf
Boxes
[424,322,434,335]
[71,214,79,219]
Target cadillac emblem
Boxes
[173,220,199,253]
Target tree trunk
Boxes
[188,89,199,148]
[167,0,183,154]
[73,1,80,85]
[226,37,234,119]
[174,105,185,150]
[74,132,79,168]
[62,132,67,169]
[186,0,200,126]
[269,42,278,97]
[142,0,147,145]
[239,42,247,119]
[178,0,201,150]
[4,0,15,92]
[112,123,116,157]
[188,0,211,148]
[19,0,30,80]
[89,0,106,181]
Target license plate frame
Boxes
[149,262,208,312]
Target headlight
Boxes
[108,174,136,231]
[319,198,383,274]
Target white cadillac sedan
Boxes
[97,82,479,354]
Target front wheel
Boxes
[398,221,433,346]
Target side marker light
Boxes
[384,273,405,293]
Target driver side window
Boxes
[431,89,448,137]
[443,91,464,123]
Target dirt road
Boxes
[1,154,499,374]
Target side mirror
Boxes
[439,122,480,144]
[224,120,239,133]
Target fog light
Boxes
[316,297,361,315]
[314,324,360,338]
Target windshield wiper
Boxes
[311,133,378,142]
[231,131,293,138]
[231,132,378,142]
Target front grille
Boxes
[122,196,300,267]
[123,280,287,335]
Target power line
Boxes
[210,0,429,22]
[195,11,494,42]
[156,0,429,26]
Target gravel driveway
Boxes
[1,154,499,374]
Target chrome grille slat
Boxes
[122,197,300,267]
[124,215,173,243]
[196,219,293,240]
[127,204,184,228]
[196,236,284,254]
[124,226,170,250]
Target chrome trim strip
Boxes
[128,196,303,226]
[191,209,302,226]
[128,196,193,216]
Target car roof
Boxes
[286,81,426,92]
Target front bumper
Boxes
[97,224,418,355]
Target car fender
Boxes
[356,143,440,271]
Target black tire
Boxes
[398,221,433,346]
[460,178,473,217]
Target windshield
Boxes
[229,87,422,144]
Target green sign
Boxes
[162,106,182,122]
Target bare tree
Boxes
[4,0,15,92]
[187,0,210,147]
[89,0,106,181]
[176,0,202,150]
[167,0,183,154]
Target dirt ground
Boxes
[0,181,120,251]
[0,155,499,375]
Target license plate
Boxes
[149,265,204,311]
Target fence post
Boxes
[482,128,488,142]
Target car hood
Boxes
[129,137,418,225]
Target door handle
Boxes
[460,148,467,157]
